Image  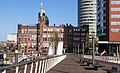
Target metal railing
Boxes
[0,55,66,73]
[81,55,120,64]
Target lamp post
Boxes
[75,47,76,55]
[78,45,79,58]
[82,42,84,61]
[91,31,95,65]
[117,46,119,61]
[15,33,18,64]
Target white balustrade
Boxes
[0,55,67,73]
[16,67,19,73]
[30,63,33,73]
[83,55,120,64]
[24,64,27,73]
[35,61,38,73]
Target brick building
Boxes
[37,4,64,53]
[97,0,120,55]
[18,24,37,52]
[18,4,64,53]
[64,24,89,53]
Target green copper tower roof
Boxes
[40,3,46,16]
[38,3,49,26]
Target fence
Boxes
[82,55,120,64]
[0,55,66,73]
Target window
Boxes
[111,1,120,4]
[25,29,27,33]
[28,38,30,41]
[111,14,120,18]
[111,8,120,11]
[111,21,120,25]
[111,28,120,32]
[22,29,24,33]
[43,29,47,33]
[43,38,47,41]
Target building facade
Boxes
[78,0,97,37]
[18,24,37,52]
[37,4,64,53]
[18,4,64,53]
[97,0,120,55]
[64,24,89,53]
[7,33,17,43]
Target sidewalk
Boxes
[47,53,106,73]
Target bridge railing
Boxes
[82,55,120,64]
[0,55,66,73]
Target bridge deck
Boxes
[47,53,107,73]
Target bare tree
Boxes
[49,31,60,55]
[53,31,59,54]
[85,33,89,53]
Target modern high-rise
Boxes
[97,0,120,55]
[78,0,97,37]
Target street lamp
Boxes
[82,42,84,61]
[15,33,18,64]
[117,46,119,61]
[91,31,95,65]
[78,44,80,58]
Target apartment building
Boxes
[18,24,37,52]
[64,24,89,53]
[97,0,120,55]
[78,0,97,38]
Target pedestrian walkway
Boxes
[47,53,106,73]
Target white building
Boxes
[78,0,97,36]
[7,33,17,43]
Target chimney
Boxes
[66,23,68,26]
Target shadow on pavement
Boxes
[84,67,95,70]
[50,69,68,73]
